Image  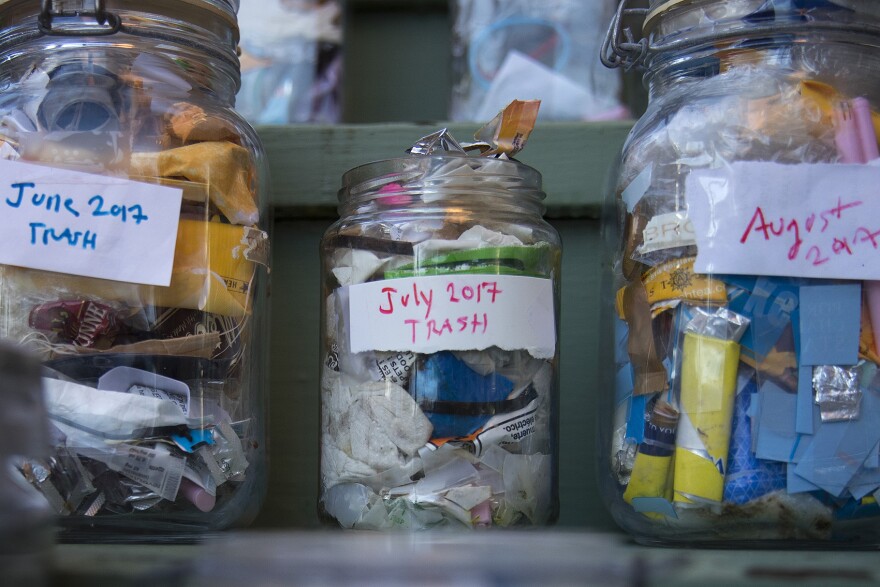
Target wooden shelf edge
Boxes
[259,120,634,220]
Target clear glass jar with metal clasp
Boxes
[599,0,880,546]
[319,135,561,530]
[0,0,271,541]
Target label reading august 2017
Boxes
[0,158,183,286]
[686,161,880,280]
[347,274,556,359]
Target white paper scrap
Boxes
[43,377,189,439]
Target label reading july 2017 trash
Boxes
[686,161,880,280]
[0,158,183,286]
[347,274,556,359]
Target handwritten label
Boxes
[686,161,880,279]
[347,274,556,359]
[0,159,182,286]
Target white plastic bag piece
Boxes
[348,381,432,470]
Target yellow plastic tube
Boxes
[624,452,674,504]
[673,332,741,505]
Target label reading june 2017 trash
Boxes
[347,274,556,359]
[0,159,183,286]
[686,161,880,280]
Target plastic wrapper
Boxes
[319,101,561,529]
[599,0,880,545]
[450,0,628,122]
[236,0,342,124]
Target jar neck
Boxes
[0,2,241,103]
[640,2,880,101]
[339,156,546,219]
[644,32,880,103]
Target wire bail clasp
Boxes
[38,0,121,36]
[601,0,650,70]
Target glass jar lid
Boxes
[0,0,243,88]
[0,0,240,58]
[602,0,880,70]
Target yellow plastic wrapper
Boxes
[129,142,259,226]
[616,257,727,319]
[624,401,679,508]
[799,80,880,141]
[673,333,741,505]
[1,220,268,319]
[154,219,267,316]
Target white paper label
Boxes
[347,274,556,359]
[0,159,182,286]
[638,210,696,254]
[686,161,880,279]
[112,444,184,501]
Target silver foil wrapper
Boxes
[813,364,862,422]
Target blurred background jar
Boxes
[236,0,342,124]
[599,0,880,545]
[449,0,629,122]
[318,132,561,530]
[0,0,270,541]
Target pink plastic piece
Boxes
[377,182,412,206]
[852,97,880,161]
[179,478,216,512]
[847,97,880,352]
[833,101,864,164]
[471,500,492,528]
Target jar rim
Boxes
[643,0,689,34]
[644,0,880,35]
[0,0,240,44]
[340,155,544,201]
[0,0,242,86]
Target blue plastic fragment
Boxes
[171,428,215,453]
[410,352,515,439]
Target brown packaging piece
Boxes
[167,102,242,144]
[473,99,541,157]
[622,209,649,281]
[622,280,669,396]
[129,142,258,226]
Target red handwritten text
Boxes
[737,197,879,266]
[378,282,434,319]
[405,313,489,343]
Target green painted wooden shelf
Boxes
[41,122,880,587]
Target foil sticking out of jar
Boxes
[684,306,750,342]
[408,100,541,159]
[408,128,466,156]
[812,364,862,422]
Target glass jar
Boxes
[0,0,270,540]
[599,0,880,545]
[319,151,561,530]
